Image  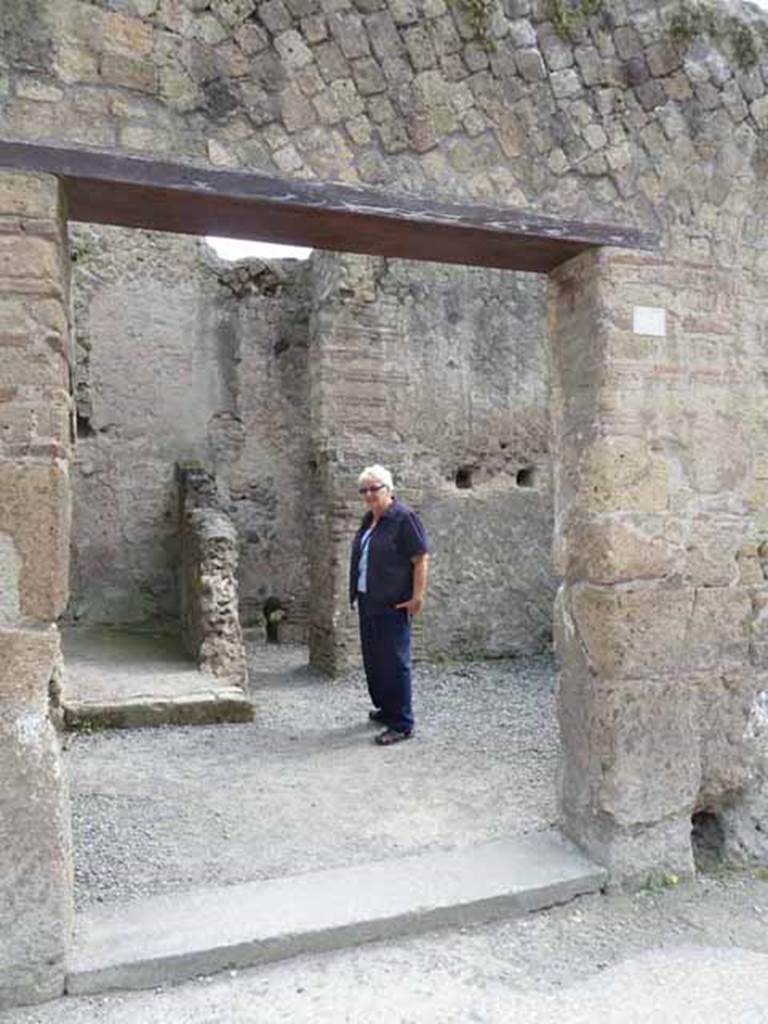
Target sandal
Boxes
[374,727,413,746]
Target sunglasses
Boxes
[359,484,385,495]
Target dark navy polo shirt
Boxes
[349,500,429,613]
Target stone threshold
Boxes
[67,830,606,997]
[62,689,253,730]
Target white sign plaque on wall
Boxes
[632,306,667,337]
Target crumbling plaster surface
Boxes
[68,224,313,636]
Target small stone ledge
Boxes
[62,689,253,730]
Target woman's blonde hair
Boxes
[358,464,393,490]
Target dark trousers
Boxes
[357,594,414,733]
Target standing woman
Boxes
[350,465,430,746]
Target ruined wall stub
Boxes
[0,170,73,1008]
[550,247,768,881]
[178,463,249,685]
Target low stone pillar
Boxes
[548,247,768,884]
[0,170,74,1006]
[178,465,248,686]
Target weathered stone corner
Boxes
[0,625,73,1010]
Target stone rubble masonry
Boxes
[549,247,768,882]
[0,170,74,1009]
[2,0,768,244]
[178,464,249,687]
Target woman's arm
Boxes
[395,554,430,616]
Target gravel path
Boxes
[66,647,558,909]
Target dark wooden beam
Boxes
[0,139,658,272]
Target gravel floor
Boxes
[66,646,558,910]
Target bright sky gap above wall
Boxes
[206,237,313,261]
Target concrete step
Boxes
[62,688,254,729]
[67,830,606,997]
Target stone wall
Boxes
[550,247,768,880]
[0,170,74,1008]
[68,224,314,639]
[5,0,768,251]
[69,228,554,662]
[308,250,554,669]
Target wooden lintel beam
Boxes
[0,139,658,272]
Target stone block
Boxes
[0,236,63,293]
[555,512,684,583]
[234,20,269,54]
[0,387,71,458]
[686,585,752,669]
[0,534,21,627]
[259,0,292,33]
[403,24,437,70]
[102,12,154,56]
[0,626,72,1009]
[314,40,351,82]
[0,459,71,622]
[280,83,318,131]
[566,582,688,679]
[696,669,764,807]
[274,28,315,68]
[98,53,157,93]
[0,623,60,708]
[681,515,748,587]
[515,47,546,81]
[0,173,60,221]
[365,10,404,61]
[567,581,751,679]
[560,805,695,887]
[328,11,370,58]
[595,676,700,826]
[351,56,387,94]
[556,597,698,881]
[570,436,671,516]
